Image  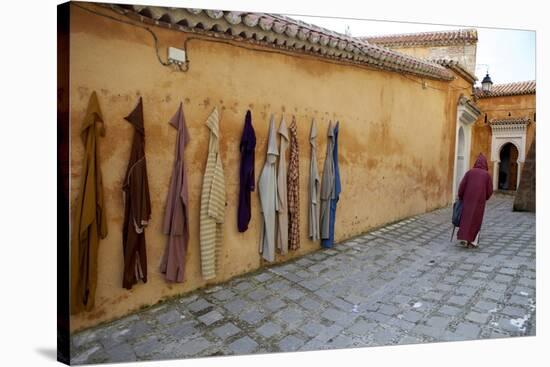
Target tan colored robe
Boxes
[288,116,300,251]
[276,116,289,254]
[308,119,320,241]
[199,107,226,280]
[70,91,108,314]
[258,115,279,262]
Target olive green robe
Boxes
[70,91,108,314]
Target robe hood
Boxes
[125,97,145,134]
[82,91,105,138]
[266,115,279,161]
[169,102,190,146]
[473,153,488,171]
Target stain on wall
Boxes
[69,3,466,331]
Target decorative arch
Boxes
[489,117,530,190]
[452,96,481,199]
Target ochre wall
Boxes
[69,4,466,331]
[385,44,477,75]
[470,93,536,175]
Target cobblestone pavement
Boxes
[71,194,536,364]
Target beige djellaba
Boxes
[276,116,290,254]
[199,107,226,280]
[258,115,279,262]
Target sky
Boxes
[289,14,536,85]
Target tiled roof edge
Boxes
[475,80,536,98]
[429,58,477,84]
[360,28,478,48]
[490,116,531,125]
[98,3,454,81]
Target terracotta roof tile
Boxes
[475,80,536,98]
[360,29,478,48]
[102,3,454,81]
[429,58,477,84]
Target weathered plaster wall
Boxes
[470,94,536,174]
[69,3,463,331]
[388,44,477,75]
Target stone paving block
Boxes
[198,310,224,326]
[247,288,271,301]
[278,334,306,351]
[223,298,252,315]
[105,343,136,362]
[228,336,259,355]
[133,335,162,358]
[239,309,266,325]
[212,289,236,301]
[265,280,291,292]
[212,323,241,339]
[254,272,274,283]
[264,297,287,312]
[454,322,481,339]
[156,309,183,325]
[501,306,528,318]
[234,281,254,292]
[164,320,197,339]
[173,337,212,357]
[413,324,444,339]
[256,321,283,338]
[447,295,471,307]
[188,298,213,313]
[465,311,490,324]
[426,316,450,329]
[494,274,514,283]
[71,344,105,365]
[438,305,462,316]
[284,288,306,301]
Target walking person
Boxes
[456,153,493,248]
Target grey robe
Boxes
[308,119,320,241]
[276,116,289,255]
[258,115,279,262]
[320,121,335,240]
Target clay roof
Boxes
[475,80,536,98]
[360,29,478,48]
[430,58,477,84]
[490,116,531,125]
[101,3,454,81]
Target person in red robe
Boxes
[457,153,493,248]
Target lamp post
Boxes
[481,72,493,92]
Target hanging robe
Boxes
[320,122,335,247]
[258,115,279,262]
[457,153,493,242]
[70,91,108,314]
[324,121,341,248]
[308,119,320,241]
[288,116,300,251]
[160,102,190,283]
[237,110,256,232]
[199,107,226,280]
[122,97,151,290]
[276,116,290,255]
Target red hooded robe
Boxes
[457,153,493,242]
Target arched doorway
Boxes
[455,127,466,193]
[498,142,519,191]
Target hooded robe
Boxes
[238,110,256,232]
[288,116,300,251]
[199,107,226,280]
[160,102,190,283]
[122,97,151,290]
[276,116,290,254]
[70,91,108,314]
[258,115,279,262]
[457,153,493,242]
[308,119,320,241]
[320,122,335,247]
[323,121,341,248]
